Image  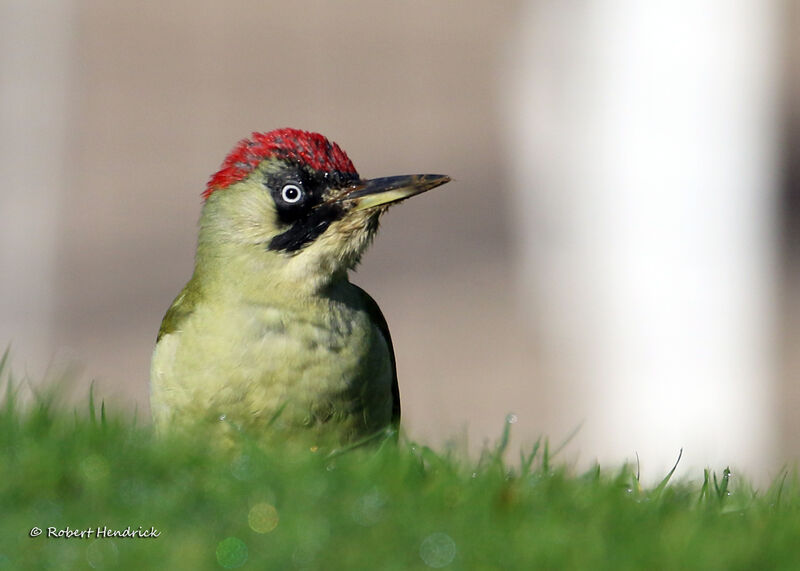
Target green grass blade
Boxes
[652,448,683,497]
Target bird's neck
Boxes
[192,238,349,305]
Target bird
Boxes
[150,128,450,447]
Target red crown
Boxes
[203,128,358,199]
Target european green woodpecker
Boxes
[150,128,450,446]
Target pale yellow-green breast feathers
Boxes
[150,277,397,447]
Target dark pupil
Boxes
[284,187,299,201]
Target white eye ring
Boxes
[281,184,303,204]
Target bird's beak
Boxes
[342,174,451,211]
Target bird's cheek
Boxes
[220,191,280,244]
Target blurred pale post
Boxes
[0,1,74,374]
[506,1,780,480]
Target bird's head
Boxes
[196,128,450,292]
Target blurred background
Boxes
[1,0,798,483]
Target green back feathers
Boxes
[351,284,400,425]
[157,283,200,342]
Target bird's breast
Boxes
[150,293,393,443]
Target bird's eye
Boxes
[280,184,303,204]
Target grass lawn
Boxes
[1,355,799,570]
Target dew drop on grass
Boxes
[80,454,110,484]
[351,488,387,527]
[419,532,456,568]
[248,503,279,534]
[506,413,518,424]
[216,537,248,569]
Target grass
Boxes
[1,354,800,569]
